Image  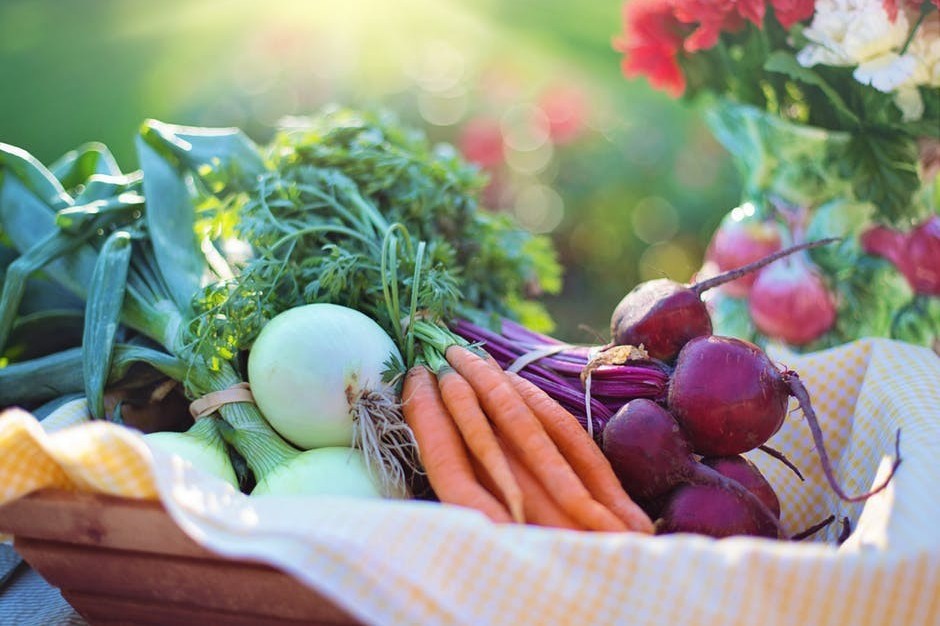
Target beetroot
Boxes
[747,252,837,346]
[610,238,836,361]
[602,399,785,538]
[668,335,902,502]
[862,215,940,296]
[703,455,781,519]
[601,398,695,501]
[705,211,783,297]
[656,482,779,539]
[668,336,788,456]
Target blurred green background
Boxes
[0,0,740,340]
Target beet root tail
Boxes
[790,514,835,541]
[758,443,805,482]
[784,371,902,503]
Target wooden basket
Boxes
[0,490,362,626]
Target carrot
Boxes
[401,365,513,524]
[437,366,526,524]
[474,439,582,531]
[445,345,628,532]
[506,371,655,534]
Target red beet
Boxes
[705,212,783,297]
[602,399,786,538]
[862,215,940,296]
[703,455,781,519]
[668,335,902,502]
[656,482,779,539]
[668,336,788,456]
[748,253,837,345]
[601,399,695,501]
[610,239,837,361]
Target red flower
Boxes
[673,0,764,52]
[770,0,815,29]
[614,0,687,97]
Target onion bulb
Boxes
[145,418,238,488]
[248,303,401,450]
[252,446,397,498]
[248,303,416,497]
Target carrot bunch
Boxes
[402,325,654,534]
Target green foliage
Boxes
[190,108,562,369]
[839,131,923,226]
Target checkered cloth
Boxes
[0,338,937,626]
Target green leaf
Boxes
[764,51,859,126]
[0,175,98,302]
[0,143,72,209]
[140,120,265,192]
[839,130,922,225]
[135,133,204,315]
[83,230,133,419]
[3,309,84,362]
[0,229,85,353]
[48,142,122,191]
[903,86,940,138]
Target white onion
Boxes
[248,303,402,450]
[145,421,239,488]
[251,446,394,498]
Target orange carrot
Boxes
[401,366,513,524]
[474,439,582,531]
[506,371,654,534]
[437,366,526,524]
[445,345,627,532]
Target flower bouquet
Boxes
[615,0,939,352]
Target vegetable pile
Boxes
[455,241,902,539]
[0,107,901,541]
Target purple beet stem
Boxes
[452,318,669,428]
[691,237,839,296]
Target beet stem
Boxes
[690,237,840,296]
[785,372,903,502]
[790,514,836,541]
[758,444,805,482]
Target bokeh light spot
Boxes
[638,240,698,283]
[513,184,565,234]
[631,196,679,244]
[501,104,551,152]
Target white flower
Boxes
[889,16,940,121]
[905,13,940,87]
[796,0,938,119]
[893,86,925,121]
[797,0,911,79]
[854,52,917,92]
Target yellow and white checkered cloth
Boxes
[0,338,938,626]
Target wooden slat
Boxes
[0,491,363,625]
[64,590,357,626]
[0,490,214,558]
[14,538,360,624]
